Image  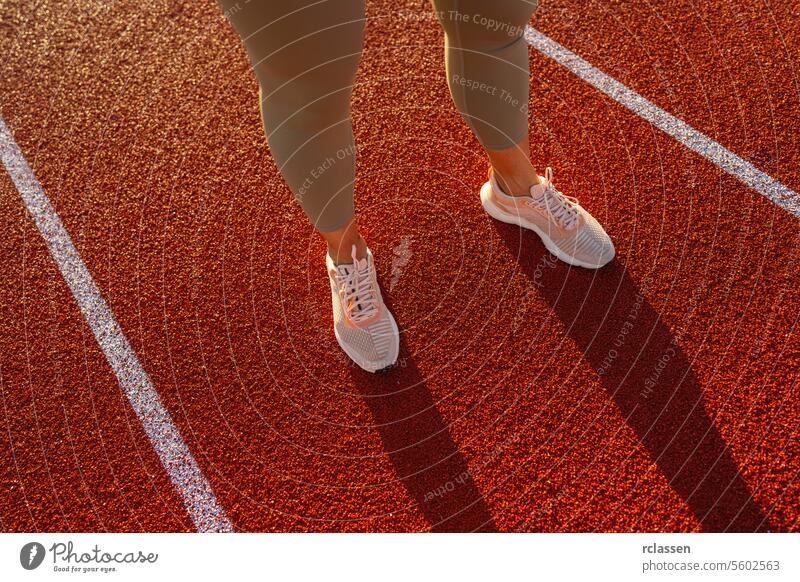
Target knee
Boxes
[260,77,351,136]
[466,19,529,53]
[477,29,526,55]
[254,50,360,110]
[443,3,535,53]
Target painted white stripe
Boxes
[525,27,800,220]
[0,115,233,533]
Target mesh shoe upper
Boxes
[326,246,399,371]
[487,167,615,268]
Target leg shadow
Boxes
[349,334,496,532]
[491,222,769,531]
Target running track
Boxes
[1,0,799,532]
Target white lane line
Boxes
[0,115,233,533]
[525,27,800,220]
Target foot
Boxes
[480,166,615,269]
[326,244,400,372]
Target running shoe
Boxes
[326,245,400,373]
[480,166,615,269]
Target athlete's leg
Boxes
[431,0,539,196]
[432,0,614,269]
[217,0,366,260]
[218,0,399,371]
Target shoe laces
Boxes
[334,245,379,324]
[528,167,581,230]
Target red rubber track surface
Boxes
[1,0,798,532]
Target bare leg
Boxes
[486,135,542,197]
[321,217,368,265]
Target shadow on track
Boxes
[349,331,496,532]
[491,220,768,532]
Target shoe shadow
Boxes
[491,222,769,532]
[348,333,496,532]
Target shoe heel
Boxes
[480,181,518,225]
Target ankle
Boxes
[328,236,367,265]
[493,167,542,197]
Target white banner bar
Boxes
[1,533,797,581]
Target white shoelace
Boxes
[528,167,581,230]
[335,245,379,324]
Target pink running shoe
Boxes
[480,167,615,269]
[326,245,400,373]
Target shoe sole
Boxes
[480,182,613,270]
[333,311,400,374]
